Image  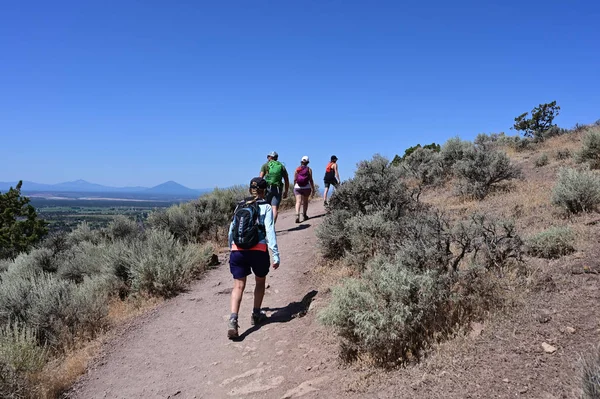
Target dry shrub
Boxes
[526,226,576,258]
[576,127,600,169]
[551,167,600,214]
[453,147,522,200]
[581,346,600,399]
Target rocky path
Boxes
[70,200,345,399]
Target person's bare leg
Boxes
[253,276,266,310]
[295,194,302,222]
[323,186,329,202]
[230,277,246,314]
[272,205,279,223]
[302,194,309,216]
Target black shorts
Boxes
[324,180,339,189]
[229,250,270,279]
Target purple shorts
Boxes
[229,250,270,279]
[294,187,311,196]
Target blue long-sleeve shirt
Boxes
[228,202,280,264]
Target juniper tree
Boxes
[0,181,48,259]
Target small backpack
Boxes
[265,161,283,187]
[231,200,265,249]
[296,165,310,186]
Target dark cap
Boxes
[250,177,267,189]
[331,155,338,161]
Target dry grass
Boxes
[35,341,100,399]
[25,295,164,398]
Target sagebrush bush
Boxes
[440,137,472,170]
[316,210,353,260]
[0,322,47,398]
[343,211,402,270]
[148,186,246,244]
[106,215,141,242]
[67,222,102,246]
[582,346,600,399]
[57,242,109,283]
[551,167,600,214]
[328,155,416,215]
[453,147,522,199]
[399,147,443,187]
[535,153,549,167]
[41,231,70,256]
[526,226,575,258]
[319,257,448,366]
[576,127,600,169]
[474,132,520,150]
[129,229,213,298]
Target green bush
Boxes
[440,137,473,170]
[148,186,246,244]
[474,132,520,150]
[129,229,213,298]
[343,211,403,270]
[576,127,600,169]
[582,346,600,399]
[0,323,47,398]
[316,210,353,260]
[57,242,109,283]
[535,153,549,167]
[328,155,416,215]
[0,181,48,260]
[399,147,443,187]
[319,257,448,366]
[526,226,575,258]
[106,215,141,242]
[67,222,102,246]
[551,167,600,214]
[453,147,522,199]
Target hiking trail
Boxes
[70,200,347,399]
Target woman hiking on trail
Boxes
[323,155,340,204]
[293,155,316,223]
[227,177,280,339]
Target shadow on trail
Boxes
[278,224,311,234]
[233,290,318,342]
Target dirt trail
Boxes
[70,200,346,399]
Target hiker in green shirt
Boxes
[259,151,289,223]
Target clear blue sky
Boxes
[1,1,599,189]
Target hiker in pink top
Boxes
[293,156,316,223]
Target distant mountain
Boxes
[143,181,200,196]
[0,180,206,197]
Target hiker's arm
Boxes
[309,168,316,196]
[293,169,298,186]
[283,168,290,199]
[264,205,280,265]
[334,163,340,183]
[259,164,267,178]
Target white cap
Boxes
[301,155,309,162]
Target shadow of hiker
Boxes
[278,224,311,234]
[233,290,318,342]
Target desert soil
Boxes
[69,199,600,399]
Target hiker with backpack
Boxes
[293,155,316,223]
[259,151,289,223]
[323,155,340,204]
[227,177,280,339]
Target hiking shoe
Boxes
[303,214,309,221]
[227,318,239,339]
[251,311,268,326]
[295,215,300,223]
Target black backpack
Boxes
[232,199,265,249]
